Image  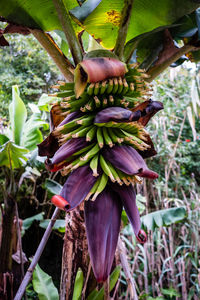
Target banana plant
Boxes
[0,86,48,298]
[1,1,200,299]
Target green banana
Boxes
[72,125,93,138]
[107,128,119,144]
[112,78,119,94]
[76,115,95,126]
[80,143,100,161]
[97,127,104,148]
[89,153,99,177]
[106,79,113,94]
[100,80,107,94]
[85,99,94,111]
[54,117,82,134]
[66,94,90,110]
[86,126,97,142]
[116,169,131,185]
[99,155,115,182]
[102,127,113,147]
[102,98,108,108]
[87,83,95,95]
[80,106,87,113]
[94,82,100,95]
[50,90,75,98]
[121,129,149,149]
[111,128,124,143]
[106,161,122,184]
[122,78,129,94]
[72,143,95,156]
[108,95,115,105]
[85,176,101,201]
[53,82,74,91]
[130,82,135,92]
[63,156,86,172]
[91,173,108,201]
[71,158,92,171]
[94,96,101,108]
[117,77,123,94]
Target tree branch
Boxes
[14,208,60,300]
[52,0,83,65]
[114,0,134,60]
[147,44,196,82]
[30,29,74,82]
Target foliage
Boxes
[32,264,59,300]
[72,268,84,300]
[119,65,200,299]
[141,207,187,230]
[0,32,59,118]
[87,266,121,300]
[0,141,29,169]
[0,86,49,171]
[149,65,200,198]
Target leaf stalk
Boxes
[30,29,74,82]
[52,0,83,65]
[114,0,134,60]
[147,44,197,82]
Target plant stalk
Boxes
[14,208,60,300]
[30,29,74,82]
[114,0,134,60]
[52,0,83,65]
[147,44,196,82]
[104,278,110,300]
[118,238,138,300]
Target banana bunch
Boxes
[50,63,152,116]
[38,51,163,283]
[44,56,161,199]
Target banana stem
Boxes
[114,0,134,60]
[52,0,83,65]
[30,29,74,82]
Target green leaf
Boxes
[22,113,49,151]
[87,266,120,300]
[44,179,63,195]
[39,219,66,233]
[0,141,29,169]
[70,0,102,23]
[32,264,59,300]
[136,194,146,214]
[161,287,181,298]
[22,212,44,236]
[121,209,128,226]
[141,207,187,231]
[72,268,84,300]
[0,0,78,31]
[37,94,58,112]
[70,0,200,49]
[9,85,27,146]
[0,134,9,146]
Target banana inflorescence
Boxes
[44,55,161,202]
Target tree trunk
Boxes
[0,194,15,300]
[60,203,96,300]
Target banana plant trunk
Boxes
[60,203,96,300]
